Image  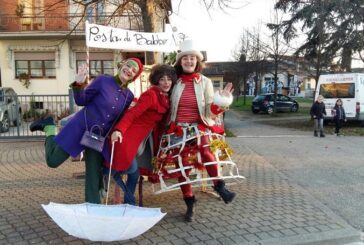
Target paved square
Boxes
[0,140,359,244]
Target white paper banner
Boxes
[86,22,185,52]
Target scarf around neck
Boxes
[180,73,200,83]
[150,85,170,110]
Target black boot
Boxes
[314,131,318,137]
[320,131,325,137]
[214,180,236,204]
[183,196,195,222]
[30,116,55,132]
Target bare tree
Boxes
[68,0,170,64]
[249,28,270,97]
[12,0,248,68]
[234,8,299,114]
[40,0,246,64]
[266,9,291,113]
[231,30,251,103]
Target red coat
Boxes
[108,86,170,171]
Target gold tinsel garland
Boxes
[209,139,234,160]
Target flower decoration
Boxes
[18,73,30,88]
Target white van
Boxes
[314,73,364,123]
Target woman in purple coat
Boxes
[29,58,143,204]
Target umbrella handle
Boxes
[105,141,115,205]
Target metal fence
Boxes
[0,91,81,139]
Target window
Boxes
[280,95,290,101]
[15,60,55,78]
[319,83,355,98]
[15,52,56,78]
[33,101,44,109]
[84,0,105,23]
[76,52,114,78]
[213,80,220,88]
[76,60,114,78]
[19,0,45,30]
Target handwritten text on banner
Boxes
[86,22,185,52]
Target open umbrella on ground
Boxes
[42,202,166,242]
[42,142,166,242]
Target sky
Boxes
[168,0,276,62]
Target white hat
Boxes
[175,39,204,63]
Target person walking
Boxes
[29,58,143,204]
[158,39,236,222]
[106,64,177,205]
[310,95,327,137]
[332,98,346,136]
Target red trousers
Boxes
[179,135,218,197]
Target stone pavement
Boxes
[0,133,361,244]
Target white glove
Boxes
[213,91,233,108]
[111,131,123,143]
[213,82,234,108]
[75,63,88,84]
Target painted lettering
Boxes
[124,32,131,41]
[88,26,107,42]
[134,34,168,46]
[110,29,122,42]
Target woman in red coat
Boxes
[106,64,177,205]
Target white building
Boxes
[0,1,170,95]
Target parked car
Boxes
[251,93,299,114]
[0,87,22,132]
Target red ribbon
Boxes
[166,122,184,136]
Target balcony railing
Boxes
[0,13,143,33]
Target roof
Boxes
[203,60,274,77]
[203,57,315,77]
[203,62,238,76]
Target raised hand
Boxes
[75,63,88,84]
[111,131,123,143]
[213,82,234,109]
[219,82,234,98]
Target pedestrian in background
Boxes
[310,95,326,137]
[29,58,143,204]
[332,98,346,136]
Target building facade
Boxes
[0,0,169,95]
[204,59,316,98]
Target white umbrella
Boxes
[42,142,166,242]
[42,202,166,242]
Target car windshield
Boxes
[254,95,268,101]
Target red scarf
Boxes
[180,73,200,83]
[150,86,170,109]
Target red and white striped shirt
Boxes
[176,74,201,123]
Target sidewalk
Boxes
[0,119,361,244]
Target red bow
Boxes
[166,122,184,137]
[197,123,225,135]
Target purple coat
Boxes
[55,75,133,162]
